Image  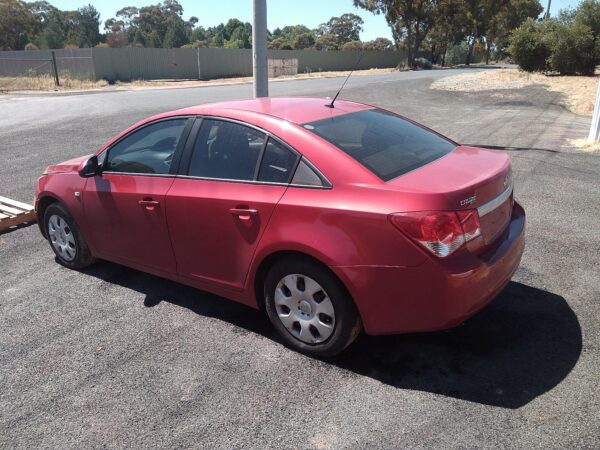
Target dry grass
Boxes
[569,138,600,153]
[0,73,108,92]
[431,69,598,116]
[0,68,397,93]
[290,67,397,78]
[114,68,397,90]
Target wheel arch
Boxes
[252,249,362,323]
[36,194,61,238]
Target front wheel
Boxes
[264,256,362,357]
[44,203,96,270]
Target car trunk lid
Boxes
[388,146,513,246]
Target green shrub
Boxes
[574,0,600,38]
[508,18,550,72]
[546,22,598,75]
[342,40,364,51]
[445,42,469,65]
[414,57,432,70]
[509,1,600,75]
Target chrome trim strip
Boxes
[102,171,175,178]
[478,183,513,217]
[174,174,332,190]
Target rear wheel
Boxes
[44,203,96,270]
[264,256,361,356]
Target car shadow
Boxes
[82,261,582,409]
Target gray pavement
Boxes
[1,69,599,449]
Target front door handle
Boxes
[229,208,258,221]
[139,199,160,211]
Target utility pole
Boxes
[252,0,268,98]
[589,76,600,141]
[544,0,552,20]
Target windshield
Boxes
[303,109,456,181]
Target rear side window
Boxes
[188,119,265,181]
[303,109,456,181]
[291,159,326,187]
[257,139,299,183]
[105,119,188,174]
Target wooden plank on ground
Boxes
[0,204,23,215]
[0,196,36,232]
[0,195,33,211]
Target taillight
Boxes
[389,210,481,258]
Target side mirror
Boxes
[79,155,101,178]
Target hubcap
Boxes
[47,214,76,262]
[274,274,335,344]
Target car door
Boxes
[166,118,299,291]
[83,117,192,273]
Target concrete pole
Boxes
[589,76,600,141]
[252,0,268,98]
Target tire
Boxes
[264,256,362,357]
[44,203,96,270]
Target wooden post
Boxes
[50,51,60,87]
[197,47,201,80]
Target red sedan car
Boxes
[35,97,525,356]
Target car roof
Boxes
[169,97,374,124]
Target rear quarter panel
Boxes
[251,185,428,270]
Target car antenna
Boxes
[325,51,365,108]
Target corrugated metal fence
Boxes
[0,48,407,82]
[0,48,94,78]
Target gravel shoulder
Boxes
[431,68,598,117]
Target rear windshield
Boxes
[303,109,456,181]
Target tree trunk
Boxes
[466,36,475,66]
[412,34,423,67]
[485,40,491,65]
[406,27,415,67]
[441,41,447,67]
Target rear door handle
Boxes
[139,199,160,211]
[229,208,258,220]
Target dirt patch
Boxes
[431,69,598,116]
[569,138,600,153]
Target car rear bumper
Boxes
[333,201,526,335]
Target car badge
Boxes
[459,195,477,207]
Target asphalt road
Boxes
[1,69,599,449]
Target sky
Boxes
[49,0,583,42]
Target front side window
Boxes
[303,109,456,181]
[188,119,266,181]
[105,119,188,175]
